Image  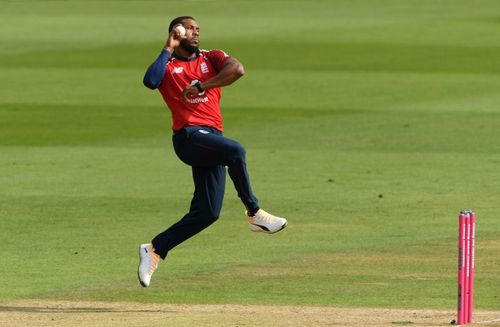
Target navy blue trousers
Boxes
[152,126,259,259]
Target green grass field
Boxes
[1,0,500,311]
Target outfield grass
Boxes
[1,0,500,310]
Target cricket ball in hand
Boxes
[174,25,186,36]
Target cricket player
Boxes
[138,16,288,287]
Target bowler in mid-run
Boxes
[137,16,288,287]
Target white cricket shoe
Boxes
[137,243,161,287]
[246,209,288,233]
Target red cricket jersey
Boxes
[158,49,229,131]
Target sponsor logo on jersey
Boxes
[173,67,184,74]
[187,96,209,104]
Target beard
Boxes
[180,40,199,54]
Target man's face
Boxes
[179,19,200,53]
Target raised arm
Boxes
[143,50,171,89]
[143,25,186,90]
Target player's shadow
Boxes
[0,306,164,313]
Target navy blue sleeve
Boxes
[143,49,171,90]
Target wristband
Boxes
[194,81,204,93]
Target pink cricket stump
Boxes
[468,212,476,323]
[464,215,470,323]
[457,210,475,325]
[457,212,466,325]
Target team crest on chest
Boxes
[200,62,209,74]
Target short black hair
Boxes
[168,16,195,32]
